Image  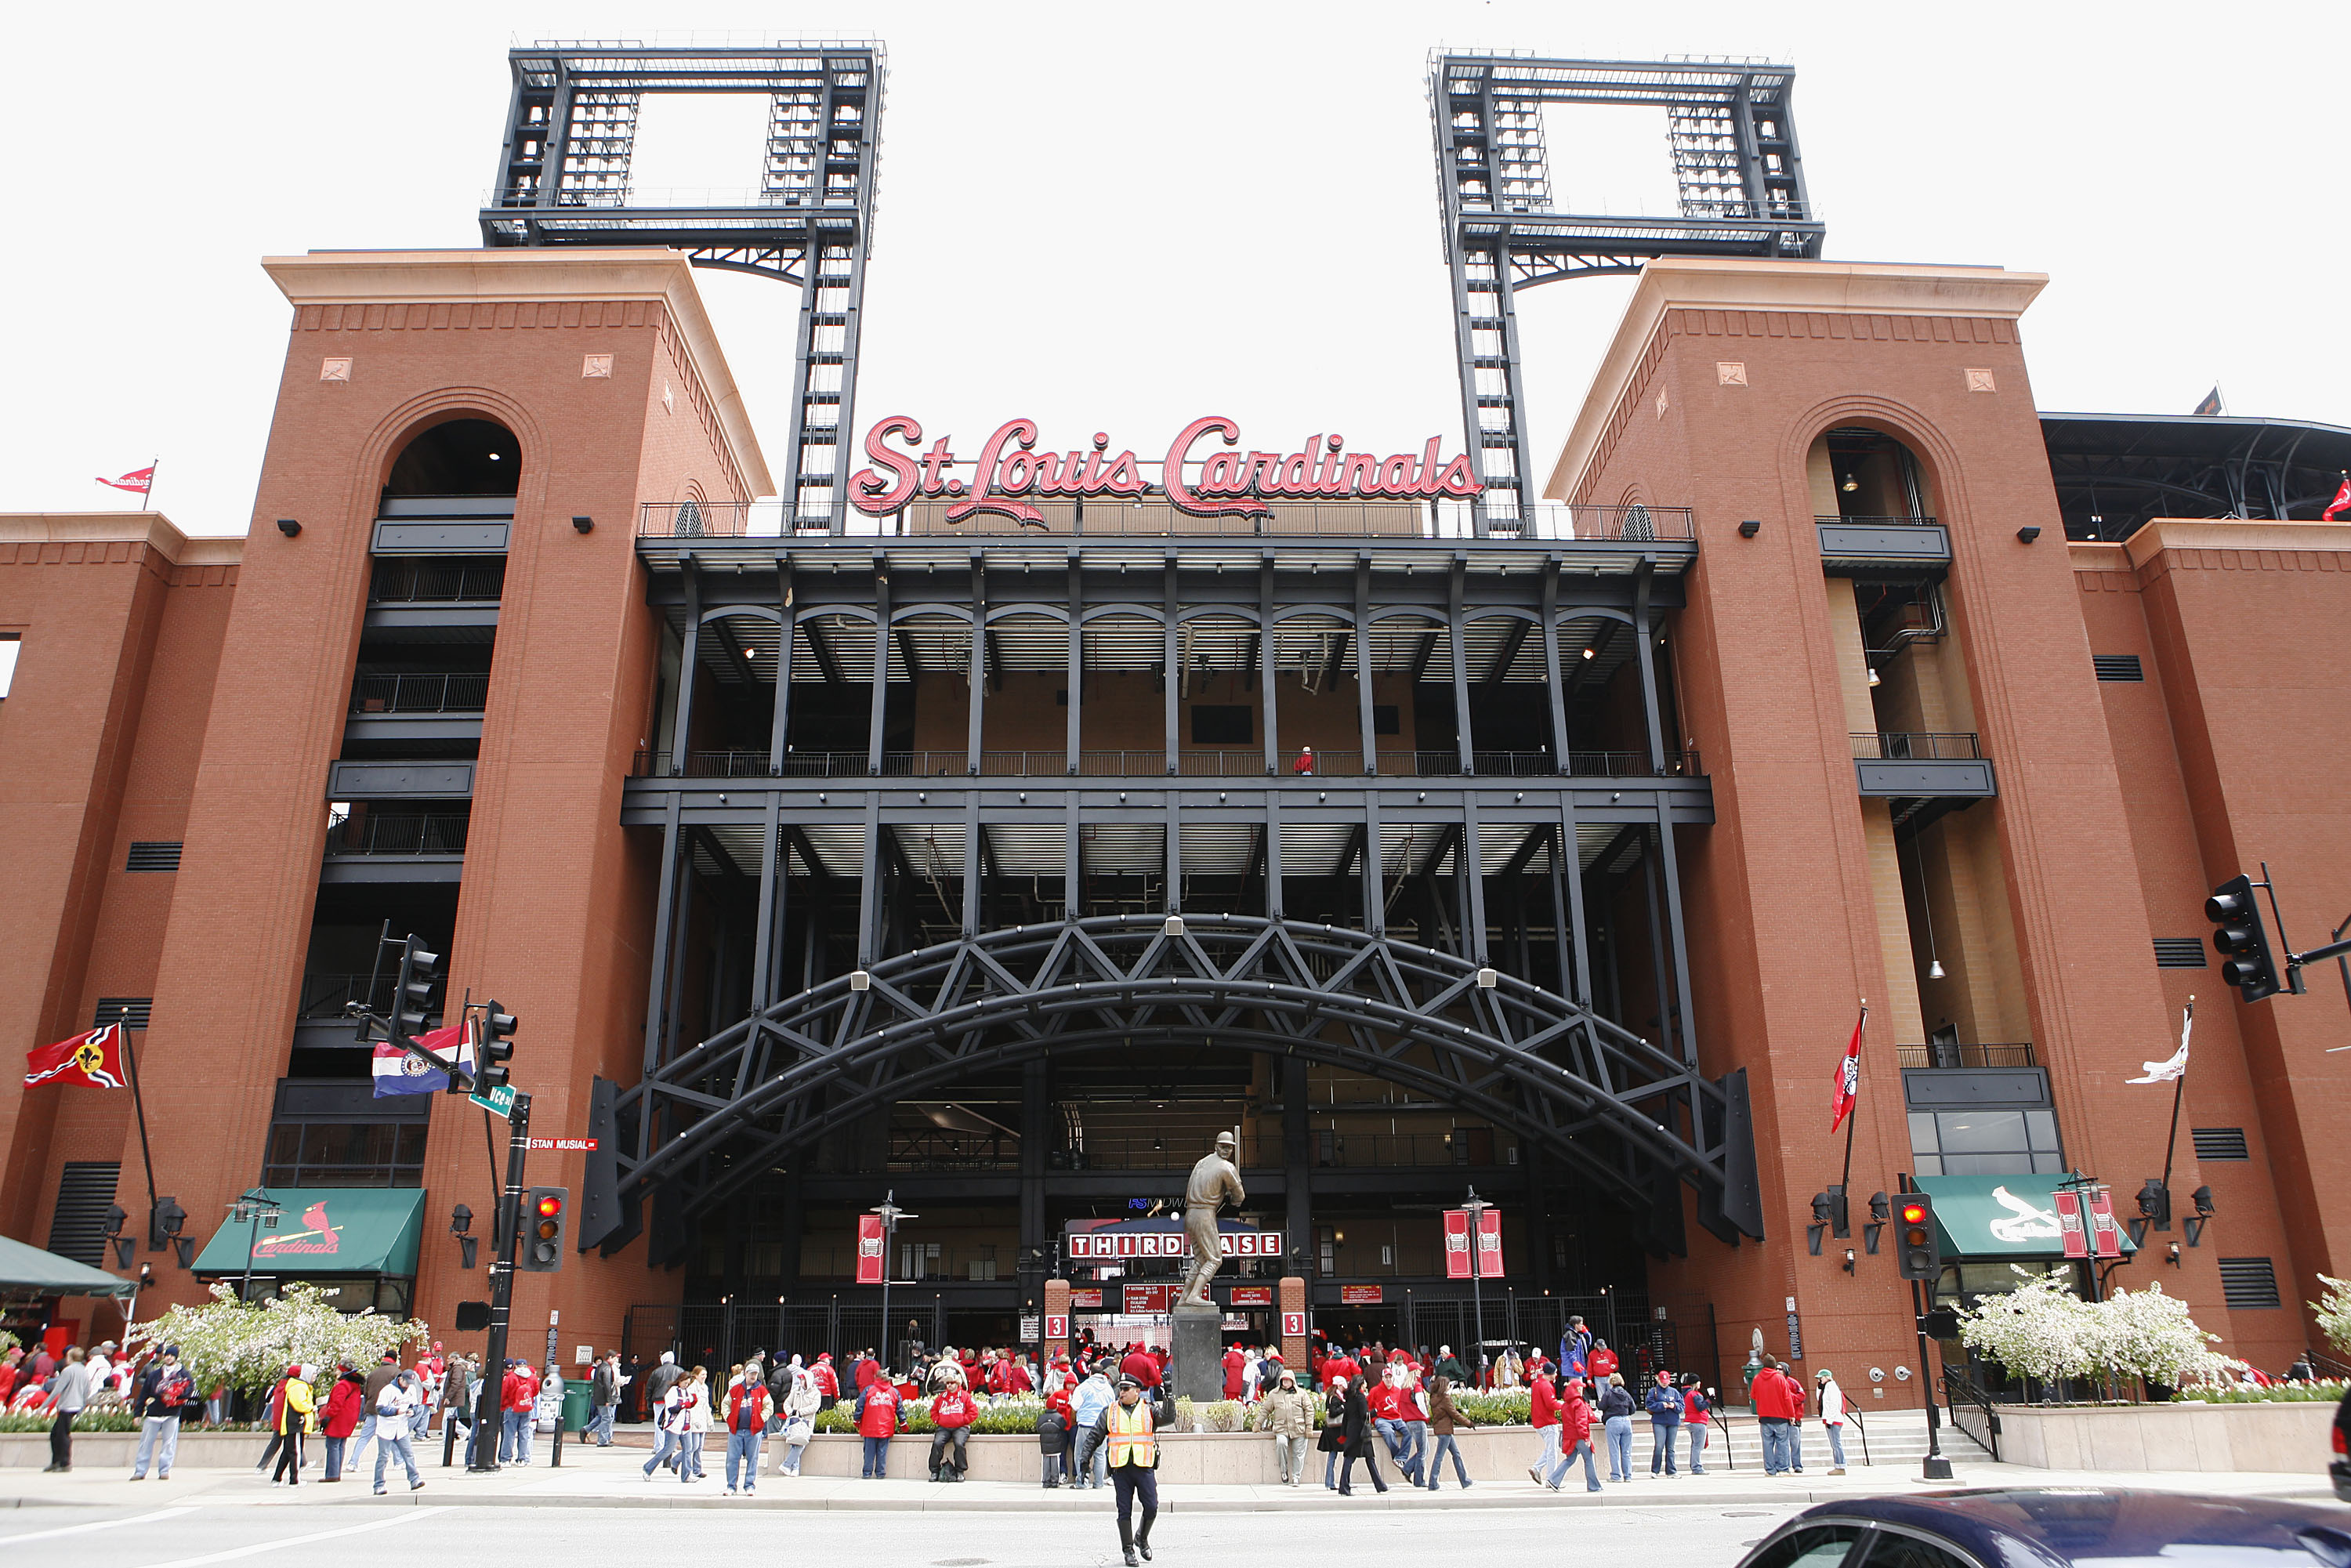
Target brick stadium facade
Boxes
[3,244,2346,1401]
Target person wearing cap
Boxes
[856,1364,900,1478]
[1089,1373,1174,1565]
[1644,1366,1683,1476]
[129,1345,194,1480]
[1681,1374,1712,1474]
[1815,1368,1848,1475]
[1259,1364,1313,1484]
[371,1369,426,1495]
[1070,1357,1117,1488]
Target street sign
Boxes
[526,1138,597,1151]
[471,1083,517,1118]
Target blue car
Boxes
[1734,1491,2351,1568]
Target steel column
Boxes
[1541,559,1570,770]
[1259,558,1280,777]
[1449,558,1475,773]
[769,558,795,772]
[1065,553,1083,775]
[868,567,892,777]
[1354,555,1378,774]
[1633,561,1667,773]
[1164,557,1180,776]
[671,562,702,777]
[966,554,986,775]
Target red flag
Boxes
[24,1023,128,1089]
[2323,475,2351,523]
[1829,1010,1864,1131]
[95,466,155,496]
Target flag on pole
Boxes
[2128,1001,2193,1084]
[94,465,155,496]
[1829,1009,1864,1131]
[2323,474,2351,523]
[24,1023,128,1089]
[2191,386,2224,418]
[371,1023,472,1097]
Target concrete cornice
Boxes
[1545,257,2052,502]
[262,248,772,497]
[2123,517,2351,569]
[0,512,241,567]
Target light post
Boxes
[1463,1186,1491,1388]
[871,1190,916,1370]
[229,1189,283,1305]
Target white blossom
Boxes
[126,1281,428,1398]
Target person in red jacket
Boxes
[813,1353,841,1409]
[501,1359,541,1465]
[857,1370,900,1479]
[1223,1345,1246,1400]
[1323,1348,1360,1391]
[723,1363,772,1496]
[1750,1356,1802,1475]
[853,1351,879,1393]
[1545,1376,1602,1491]
[1527,1364,1559,1482]
[930,1378,978,1482]
[317,1368,365,1483]
[1588,1339,1620,1385]
[1119,1344,1163,1389]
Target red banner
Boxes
[1070,1289,1103,1310]
[1123,1284,1174,1315]
[1477,1208,1505,1277]
[2053,1189,2088,1259]
[1444,1209,1473,1279]
[2087,1190,2123,1259]
[856,1214,886,1284]
[1340,1284,1383,1305]
[1230,1285,1273,1306]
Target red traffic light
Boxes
[535,1194,563,1218]
[1900,1202,1927,1225]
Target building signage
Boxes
[1282,1310,1307,1338]
[1045,1313,1070,1342]
[1066,1224,1282,1260]
[1443,1208,1505,1279]
[851,414,1483,523]
[856,1214,886,1284]
[1020,1315,1041,1341]
[1069,1289,1104,1310]
[253,1199,341,1260]
[525,1138,598,1151]
[1229,1285,1273,1307]
[1339,1284,1383,1305]
[1124,1284,1176,1314]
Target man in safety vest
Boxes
[1087,1374,1175,1566]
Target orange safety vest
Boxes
[1106,1400,1157,1468]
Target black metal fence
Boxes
[351,672,491,715]
[1849,731,1982,761]
[632,746,1703,781]
[369,558,505,603]
[325,811,470,856]
[1896,1042,2036,1069]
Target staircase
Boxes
[1692,1407,1991,1470]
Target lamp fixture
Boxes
[1737,520,1761,538]
[1908,842,1945,983]
[1163,914,1185,937]
[573,515,595,534]
[276,519,301,538]
[2166,1241,2183,1268]
[849,969,871,992]
[1867,667,1882,686]
[2016,526,2041,543]
[1475,966,1498,989]
[1841,474,1860,493]
[1842,1248,1857,1274]
[1581,647,1595,661]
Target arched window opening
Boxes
[384,418,521,498]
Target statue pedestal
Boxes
[1170,1303,1225,1407]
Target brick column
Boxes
[1044,1276,1072,1367]
[1280,1275,1309,1374]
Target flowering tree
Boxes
[127,1283,428,1399]
[1956,1266,2099,1387]
[2310,1276,2351,1360]
[2095,1282,2230,1387]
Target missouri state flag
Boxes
[24,1023,129,1089]
[371,1023,473,1097]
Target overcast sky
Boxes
[8,1,2344,536]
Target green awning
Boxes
[192,1188,426,1278]
[0,1233,138,1297]
[1915,1174,2137,1259]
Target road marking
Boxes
[0,1508,196,1544]
[136,1505,447,1566]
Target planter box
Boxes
[1990,1400,2335,1472]
[0,1430,276,1469]
[768,1425,1565,1485]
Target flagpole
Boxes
[1838,1001,1867,1198]
[2159,998,2191,1215]
[115,1007,161,1237]
[142,458,158,513]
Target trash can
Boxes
[561,1379,592,1433]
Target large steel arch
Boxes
[581,914,1762,1256]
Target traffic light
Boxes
[2206,876,2284,1002]
[1896,1193,1943,1283]
[473,1001,518,1095]
[520,1185,568,1272]
[392,935,441,1043]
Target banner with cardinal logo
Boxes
[24,1023,127,1089]
[856,1214,886,1284]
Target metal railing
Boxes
[298,971,444,1023]
[350,673,491,715]
[1941,1367,2001,1461]
[368,559,505,603]
[1815,514,1940,529]
[637,498,1695,543]
[325,813,469,856]
[632,746,1701,780]
[1896,1042,2037,1070]
[1851,731,1981,761]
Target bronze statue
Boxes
[1178,1132,1246,1308]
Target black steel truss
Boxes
[1429,54,1826,521]
[478,41,885,522]
[583,913,1762,1258]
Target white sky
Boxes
[7,0,2346,537]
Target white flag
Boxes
[2128,1002,2193,1084]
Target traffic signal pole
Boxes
[1911,1276,1951,1480]
[467,1090,531,1472]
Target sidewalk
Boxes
[0,1442,2335,1512]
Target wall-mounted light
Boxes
[277,519,301,538]
[2166,1241,2183,1268]
[849,969,871,992]
[1841,474,1860,493]
[1475,967,1498,989]
[2016,526,2041,543]
[1737,520,1761,538]
[1867,668,1882,687]
[573,516,595,534]
[1163,914,1185,937]
[1842,1248,1857,1274]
